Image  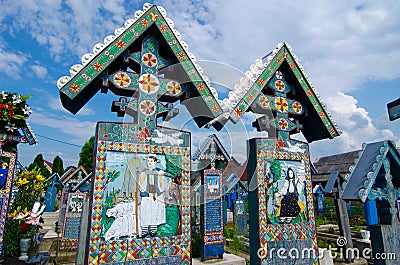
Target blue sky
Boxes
[1,0,399,167]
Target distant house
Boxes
[312,150,360,189]
[43,160,53,173]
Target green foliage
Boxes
[270,159,281,182]
[4,168,50,257]
[101,190,119,235]
[78,136,95,173]
[191,227,201,258]
[51,155,64,176]
[225,225,245,254]
[27,154,51,179]
[4,219,21,256]
[106,169,120,183]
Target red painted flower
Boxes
[141,19,148,26]
[290,62,295,68]
[235,108,243,116]
[69,84,79,92]
[8,113,14,118]
[198,83,204,90]
[278,118,288,130]
[160,25,167,32]
[116,40,126,49]
[0,104,5,109]
[258,78,264,85]
[94,62,102,71]
[7,105,14,111]
[178,52,185,59]
[212,105,219,112]
[276,58,282,63]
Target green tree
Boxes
[78,136,95,173]
[51,155,64,176]
[27,154,50,179]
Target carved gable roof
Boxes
[57,3,223,128]
[226,43,341,142]
[341,140,400,201]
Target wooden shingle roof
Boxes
[313,150,360,183]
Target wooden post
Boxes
[334,196,354,261]
[76,195,90,265]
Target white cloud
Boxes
[29,110,96,141]
[31,65,48,78]
[0,48,28,78]
[310,92,400,159]
[1,0,131,61]
[47,96,94,116]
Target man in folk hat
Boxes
[0,162,8,190]
[138,154,168,237]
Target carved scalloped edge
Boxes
[57,3,212,91]
[224,44,278,112]
[361,142,391,202]
[341,147,365,196]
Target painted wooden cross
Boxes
[102,36,184,135]
[251,70,304,143]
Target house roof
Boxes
[44,160,53,169]
[192,134,230,161]
[227,43,341,142]
[222,157,242,193]
[57,3,223,129]
[341,140,400,201]
[312,150,360,183]
[60,165,88,184]
[237,160,248,182]
[72,172,93,192]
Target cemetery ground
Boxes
[8,196,369,265]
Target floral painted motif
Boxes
[160,25,167,32]
[292,101,303,114]
[275,71,283,80]
[275,97,288,112]
[275,80,285,92]
[69,84,79,93]
[235,108,243,116]
[138,74,160,94]
[142,53,158,68]
[178,52,185,59]
[94,62,102,71]
[259,95,270,108]
[135,127,151,142]
[167,81,180,95]
[278,118,288,130]
[113,73,131,88]
[150,13,158,22]
[141,19,148,26]
[116,40,126,49]
[139,100,156,116]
